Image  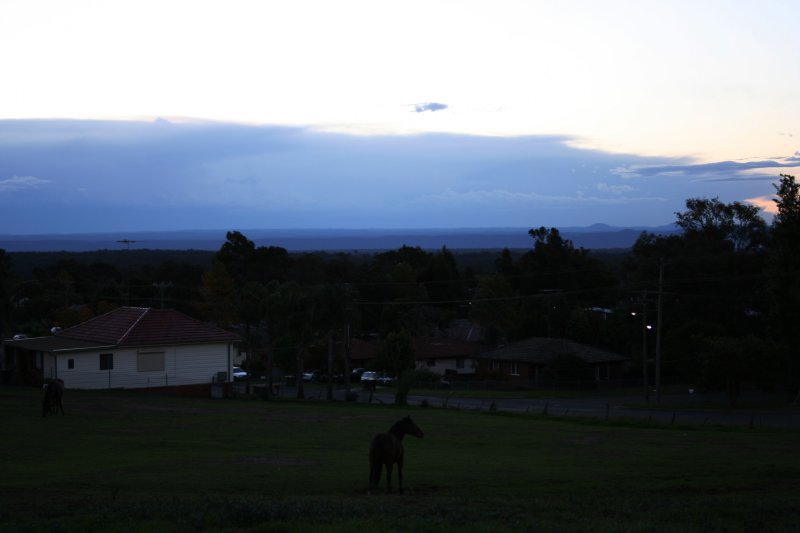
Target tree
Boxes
[768,174,800,390]
[276,283,318,399]
[693,334,782,405]
[0,250,12,341]
[627,196,772,389]
[376,330,416,381]
[201,261,237,325]
[421,245,463,304]
[216,231,256,288]
[312,283,349,400]
[238,281,272,391]
[253,245,293,283]
[675,197,767,252]
[470,274,519,346]
[0,248,11,368]
[261,280,284,395]
[510,227,615,340]
[773,174,800,229]
[495,247,518,280]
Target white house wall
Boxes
[416,357,476,376]
[44,343,232,390]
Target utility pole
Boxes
[152,282,173,309]
[639,301,650,403]
[655,259,665,403]
[344,321,351,398]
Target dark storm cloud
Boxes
[0,119,786,233]
[614,157,799,181]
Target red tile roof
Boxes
[414,337,483,359]
[57,307,240,347]
[480,337,628,364]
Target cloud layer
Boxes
[0,119,795,233]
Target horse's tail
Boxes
[42,382,53,417]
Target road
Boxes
[262,383,800,429]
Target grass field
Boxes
[2,387,799,532]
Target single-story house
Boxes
[2,306,241,390]
[345,335,482,378]
[414,337,482,377]
[478,337,629,387]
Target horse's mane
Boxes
[388,417,411,437]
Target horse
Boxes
[42,379,65,417]
[368,416,424,494]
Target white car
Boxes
[361,371,394,387]
[232,367,248,380]
[303,370,321,382]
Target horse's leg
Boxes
[398,457,404,494]
[397,446,406,494]
[369,459,381,494]
[42,391,53,417]
[385,463,393,493]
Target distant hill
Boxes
[0,225,680,253]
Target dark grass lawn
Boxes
[2,386,799,532]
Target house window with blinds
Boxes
[137,351,165,372]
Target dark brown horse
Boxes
[42,379,65,417]
[368,416,424,494]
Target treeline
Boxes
[1,174,799,401]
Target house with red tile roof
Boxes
[3,307,240,390]
[478,337,629,387]
[414,337,483,377]
[345,335,483,378]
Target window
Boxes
[427,359,436,367]
[99,353,113,370]
[491,359,500,371]
[67,359,74,369]
[137,351,165,372]
[510,362,520,376]
[456,358,465,369]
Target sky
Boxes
[1,0,799,234]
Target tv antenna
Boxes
[117,239,139,250]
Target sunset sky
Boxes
[1,0,798,234]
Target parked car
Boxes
[351,368,365,382]
[360,371,378,388]
[377,373,395,386]
[232,367,248,380]
[303,370,321,382]
[320,372,344,383]
[361,371,394,387]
